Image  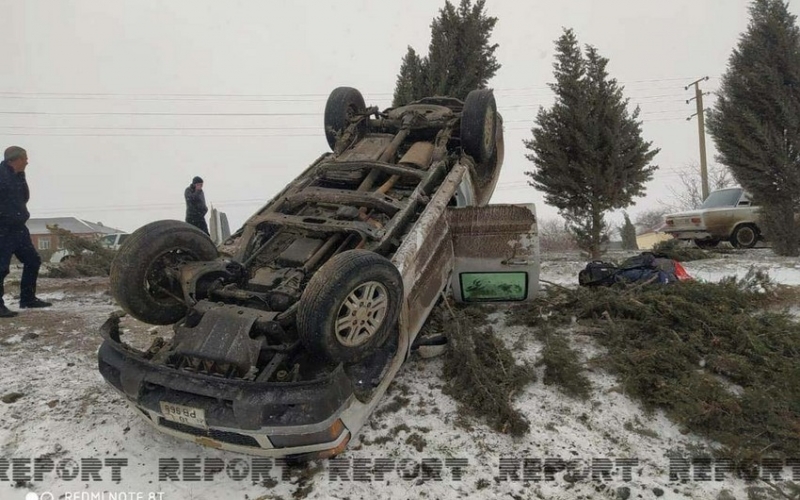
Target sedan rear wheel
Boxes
[730,224,758,249]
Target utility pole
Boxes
[686,76,710,201]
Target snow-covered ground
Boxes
[1,249,797,500]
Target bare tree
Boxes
[538,218,579,253]
[633,208,668,233]
[665,163,734,211]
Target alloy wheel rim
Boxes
[335,281,389,347]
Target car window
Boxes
[118,234,129,244]
[459,272,528,302]
[701,189,743,209]
[101,235,116,247]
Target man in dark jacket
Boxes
[0,146,52,318]
[185,176,209,235]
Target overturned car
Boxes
[97,87,540,460]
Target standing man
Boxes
[184,176,209,235]
[0,146,52,318]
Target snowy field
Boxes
[1,249,798,500]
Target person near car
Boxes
[184,176,209,235]
[0,146,52,318]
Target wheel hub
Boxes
[335,281,389,347]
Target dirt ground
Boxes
[1,250,799,500]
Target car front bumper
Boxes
[97,319,354,459]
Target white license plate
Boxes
[159,402,207,429]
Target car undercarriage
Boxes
[97,87,538,458]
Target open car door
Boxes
[447,204,539,302]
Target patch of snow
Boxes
[1,253,797,500]
[2,333,23,344]
[37,291,66,301]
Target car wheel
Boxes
[110,220,218,325]
[324,87,367,151]
[461,89,498,166]
[730,224,758,249]
[694,239,719,249]
[297,250,403,363]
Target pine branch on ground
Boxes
[441,302,536,436]
[508,273,800,461]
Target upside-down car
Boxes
[97,87,540,460]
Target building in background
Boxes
[26,217,124,252]
[636,222,672,250]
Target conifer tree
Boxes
[621,213,639,251]
[392,47,427,107]
[707,0,800,255]
[524,29,659,259]
[391,0,499,105]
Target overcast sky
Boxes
[2,0,790,233]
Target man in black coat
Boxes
[0,146,52,318]
[185,176,209,235]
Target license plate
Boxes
[159,402,207,429]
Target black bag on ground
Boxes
[578,261,619,287]
[577,252,685,287]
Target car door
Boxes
[447,203,539,303]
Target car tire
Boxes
[324,87,367,151]
[730,224,759,249]
[110,220,218,325]
[694,239,719,249]
[297,250,403,363]
[461,89,498,166]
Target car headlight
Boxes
[269,419,346,448]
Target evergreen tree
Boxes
[391,0,500,105]
[706,0,800,256]
[392,47,427,107]
[524,29,659,259]
[621,212,639,251]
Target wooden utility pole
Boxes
[686,76,710,201]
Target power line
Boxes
[0,125,319,131]
[0,113,690,133]
[0,86,692,102]
[33,198,268,214]
[0,122,691,137]
[0,118,691,137]
[0,110,320,117]
[0,132,323,137]
[0,78,718,100]
[31,170,695,216]
[0,108,690,119]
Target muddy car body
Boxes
[663,187,762,248]
[97,87,539,459]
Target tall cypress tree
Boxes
[391,0,500,105]
[707,0,800,256]
[621,212,639,251]
[392,47,427,107]
[525,29,659,259]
